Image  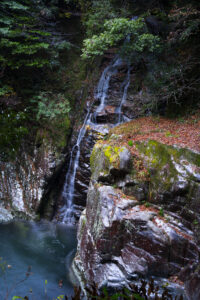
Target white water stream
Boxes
[62,109,91,224]
[95,57,123,112]
[62,57,131,224]
[117,64,131,124]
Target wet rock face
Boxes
[73,184,199,291]
[90,59,152,124]
[73,128,99,207]
[73,139,200,294]
[92,105,120,124]
[0,144,64,221]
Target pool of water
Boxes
[0,220,77,299]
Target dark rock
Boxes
[179,263,200,300]
[94,106,120,124]
[145,16,168,37]
[73,184,199,292]
[73,137,200,295]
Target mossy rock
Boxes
[90,142,132,183]
[136,140,200,210]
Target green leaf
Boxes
[0,27,10,35]
[3,1,28,11]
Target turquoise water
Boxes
[0,221,77,299]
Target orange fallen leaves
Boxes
[110,112,200,153]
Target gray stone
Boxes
[73,184,199,291]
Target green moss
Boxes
[79,214,87,238]
[136,140,172,169]
[128,140,134,147]
[136,140,200,201]
[90,142,129,182]
[159,208,164,217]
[103,145,123,166]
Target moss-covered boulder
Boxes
[90,142,132,184]
[136,140,200,218]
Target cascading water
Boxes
[62,108,91,224]
[116,64,131,124]
[95,58,123,111]
[61,57,132,224]
[61,58,125,224]
[92,57,123,123]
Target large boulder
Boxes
[135,141,200,226]
[73,139,200,295]
[73,184,199,293]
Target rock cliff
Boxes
[73,135,200,298]
[0,141,65,221]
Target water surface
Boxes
[0,221,77,299]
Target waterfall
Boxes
[117,64,131,124]
[62,109,91,224]
[61,57,131,224]
[92,57,123,121]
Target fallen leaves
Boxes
[109,112,200,152]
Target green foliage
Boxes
[0,0,52,71]
[0,110,28,160]
[144,57,200,111]
[0,85,14,96]
[169,5,200,43]
[128,140,133,146]
[180,19,200,41]
[30,92,70,121]
[82,18,161,59]
[193,220,198,225]
[0,0,72,97]
[0,0,74,159]
[83,0,118,37]
[159,208,164,217]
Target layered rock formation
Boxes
[0,142,65,221]
[73,139,200,298]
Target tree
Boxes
[0,0,71,160]
[82,17,161,60]
[0,0,51,76]
[0,0,71,96]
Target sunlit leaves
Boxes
[82,18,161,59]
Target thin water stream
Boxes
[116,64,131,124]
[61,57,130,224]
[61,108,91,224]
[0,221,77,299]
